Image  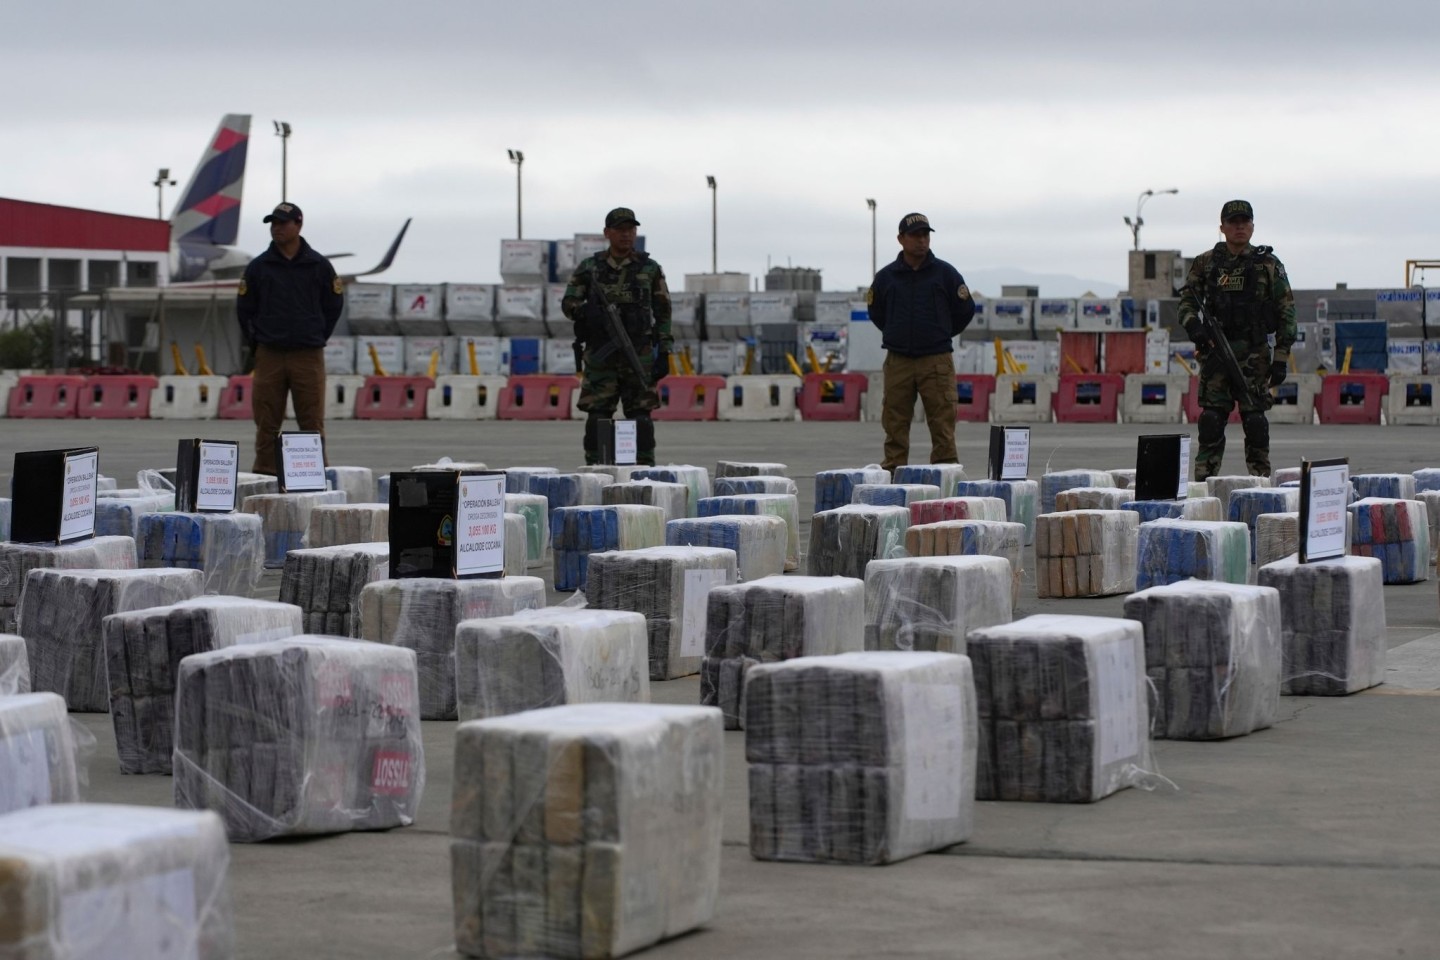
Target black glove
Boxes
[573,341,585,375]
[1185,324,1215,351]
[1268,361,1288,387]
[652,349,670,382]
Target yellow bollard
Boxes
[368,343,388,377]
[170,342,189,376]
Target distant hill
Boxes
[962,267,1122,299]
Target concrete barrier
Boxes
[148,375,229,419]
[991,374,1056,424]
[0,373,17,418]
[323,375,367,421]
[1267,374,1320,424]
[1386,374,1440,426]
[426,375,508,420]
[1121,373,1188,423]
[716,375,798,421]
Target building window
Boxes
[1144,254,1156,280]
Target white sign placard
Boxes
[456,474,507,577]
[1002,427,1029,480]
[680,568,730,658]
[59,449,99,543]
[279,434,327,492]
[614,421,638,466]
[197,441,239,512]
[1177,436,1191,499]
[1301,459,1350,562]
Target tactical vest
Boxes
[1204,245,1277,342]
[586,254,654,349]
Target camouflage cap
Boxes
[898,212,935,234]
[1220,200,1253,222]
[605,207,640,228]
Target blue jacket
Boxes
[237,238,343,349]
[867,251,975,357]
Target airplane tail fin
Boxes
[169,114,250,246]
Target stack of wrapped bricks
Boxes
[138,511,265,596]
[504,467,558,494]
[325,465,376,504]
[502,513,527,576]
[966,615,1151,802]
[530,473,613,515]
[909,496,1007,524]
[1121,497,1223,523]
[701,575,864,729]
[1227,488,1300,562]
[279,542,390,635]
[1123,581,1281,739]
[1136,519,1250,590]
[892,464,967,498]
[242,490,348,568]
[1206,475,1269,508]
[0,536,137,631]
[1,633,30,694]
[1108,468,1136,489]
[95,493,173,538]
[807,505,909,578]
[454,609,650,722]
[1054,487,1130,512]
[716,460,787,478]
[0,693,81,811]
[103,597,305,774]
[304,503,389,548]
[1413,467,1440,493]
[505,493,550,568]
[0,497,10,540]
[1348,497,1429,583]
[1034,510,1140,599]
[814,467,890,513]
[666,515,787,582]
[579,466,644,483]
[902,520,1026,608]
[1351,473,1416,501]
[630,466,711,516]
[1040,470,1116,514]
[602,480,690,523]
[745,652,977,864]
[0,805,234,957]
[1255,513,1300,567]
[714,475,798,497]
[585,546,738,679]
[20,567,204,712]
[358,576,547,719]
[953,480,1039,544]
[863,556,1012,652]
[174,637,425,841]
[1272,467,1302,485]
[851,483,940,508]
[1415,490,1440,563]
[550,505,667,591]
[697,493,801,571]
[236,473,280,500]
[1257,555,1387,695]
[450,704,722,960]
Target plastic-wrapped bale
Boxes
[953,479,1039,545]
[1040,470,1115,514]
[358,576,547,719]
[701,575,865,729]
[0,536,137,632]
[0,693,80,811]
[174,636,424,841]
[713,475,798,498]
[20,567,204,712]
[1348,496,1430,584]
[1054,487,1130,512]
[903,520,1026,608]
[0,804,234,957]
[455,608,649,722]
[504,466,559,494]
[1352,473,1416,501]
[377,473,391,503]
[1121,497,1223,523]
[1255,512,1300,567]
[450,704,722,960]
[98,487,176,505]
[665,516,787,583]
[0,634,29,695]
[1108,469,1135,490]
[326,465,376,504]
[745,651,976,865]
[864,556,1012,652]
[585,546,739,680]
[1418,490,1440,563]
[506,493,550,569]
[304,503,389,548]
[1257,555,1386,695]
[1228,487,1300,562]
[103,597,304,774]
[1414,467,1440,494]
[1035,510,1139,598]
[503,513,527,577]
[852,483,941,508]
[137,511,265,597]
[892,464,967,498]
[96,474,118,492]
[1272,467,1302,485]
[1122,581,1281,739]
[1186,481,1209,500]
[551,505,667,592]
[1206,474,1269,508]
[967,614,1151,802]
[279,542,389,635]
[242,490,348,568]
[1135,519,1250,590]
[95,493,172,539]
[630,465,712,516]
[814,467,890,513]
[807,505,909,579]
[413,460,491,473]
[236,473,279,500]
[529,473,613,517]
[0,498,9,541]
[697,493,801,572]
[578,465,645,482]
[716,460,787,478]
[603,480,690,523]
[910,496,1007,525]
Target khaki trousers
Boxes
[881,352,957,473]
[252,345,327,474]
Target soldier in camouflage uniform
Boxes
[561,207,672,465]
[1178,199,1297,480]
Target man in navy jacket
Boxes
[866,212,975,473]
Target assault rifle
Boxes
[586,274,650,383]
[1194,310,1263,408]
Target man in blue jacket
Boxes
[236,202,344,474]
[866,212,975,473]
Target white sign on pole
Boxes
[1002,428,1030,480]
[614,421,638,466]
[197,441,239,512]
[279,433,327,492]
[455,474,507,577]
[1300,459,1349,563]
[59,449,99,543]
[1177,437,1191,499]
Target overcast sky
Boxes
[8,0,1438,295]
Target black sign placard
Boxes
[986,425,1030,481]
[1133,434,1188,501]
[175,439,240,513]
[389,469,505,579]
[11,447,100,544]
[1299,458,1349,563]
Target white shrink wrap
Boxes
[503,467,558,495]
[1227,488,1300,562]
[713,475,798,498]
[235,473,279,501]
[903,520,1025,608]
[603,480,690,523]
[0,693,80,812]
[279,542,390,636]
[0,633,29,695]
[551,505,667,592]
[666,516,787,583]
[1255,512,1300,568]
[852,484,942,508]
[504,514,527,577]
[909,496,1008,525]
[529,473,613,516]
[715,461,788,479]
[1186,481,1209,500]
[630,465,712,516]
[1351,473,1416,501]
[1258,555,1387,695]
[697,493,801,572]
[326,466,377,504]
[95,493,172,539]
[1040,470,1115,514]
[1108,468,1136,489]
[1122,497,1223,523]
[814,467,891,513]
[1417,490,1440,563]
[1349,496,1430,584]
[0,498,10,541]
[1135,519,1250,590]
[1272,467,1302,486]
[1034,510,1139,598]
[0,537,137,632]
[242,491,348,569]
[505,493,550,569]
[1054,487,1130,512]
[745,651,977,864]
[576,465,645,483]
[1206,474,1270,507]
[303,504,390,549]
[138,511,265,597]
[953,479,1039,545]
[892,464,968,498]
[807,505,910,579]
[864,556,1012,653]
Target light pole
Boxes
[152,167,176,220]
[706,176,717,273]
[866,198,877,277]
[1124,187,1178,250]
[272,121,292,201]
[507,149,524,238]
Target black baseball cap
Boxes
[898,212,934,234]
[263,202,303,223]
[605,207,640,228]
[1220,200,1253,222]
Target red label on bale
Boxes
[371,751,412,796]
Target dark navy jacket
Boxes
[867,251,975,357]
[236,238,343,349]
